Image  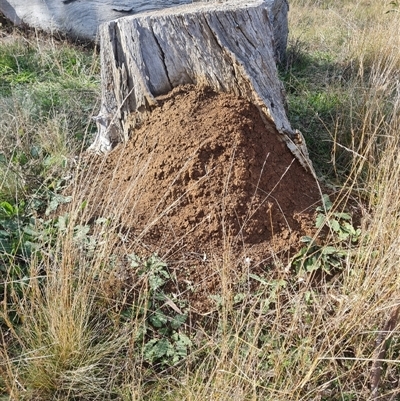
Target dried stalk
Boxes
[370,304,400,400]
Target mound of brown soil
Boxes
[83,85,321,309]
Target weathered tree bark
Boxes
[0,0,288,63]
[89,0,313,172]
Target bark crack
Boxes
[203,15,223,52]
[208,13,240,88]
[150,25,172,89]
[234,11,257,50]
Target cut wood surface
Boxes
[0,0,288,60]
[89,0,313,172]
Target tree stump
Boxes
[89,0,313,172]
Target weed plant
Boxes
[2,1,400,400]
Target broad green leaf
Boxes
[315,214,326,228]
[342,221,356,234]
[45,194,72,215]
[0,238,13,253]
[328,258,342,268]
[0,230,10,238]
[56,214,68,232]
[301,236,314,243]
[149,311,168,328]
[329,219,341,232]
[321,246,338,255]
[23,226,40,237]
[170,313,187,330]
[127,253,141,268]
[149,275,166,291]
[234,292,246,304]
[305,257,320,272]
[334,212,351,221]
[144,338,174,363]
[172,332,192,363]
[0,201,15,217]
[74,224,90,236]
[338,231,350,241]
[322,194,332,211]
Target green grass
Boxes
[281,0,400,182]
[2,1,400,400]
[0,36,99,202]
[280,48,345,176]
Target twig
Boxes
[371,304,400,400]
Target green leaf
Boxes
[146,254,167,271]
[154,292,167,301]
[45,194,72,215]
[234,292,246,304]
[143,338,174,364]
[30,145,41,159]
[304,290,313,304]
[297,246,309,257]
[172,332,192,363]
[301,236,314,243]
[341,221,356,234]
[127,253,141,268]
[328,219,341,232]
[334,212,351,221]
[209,294,223,307]
[249,273,269,285]
[170,314,187,330]
[149,275,167,292]
[327,257,342,268]
[353,228,362,241]
[338,230,350,241]
[56,214,69,232]
[321,194,332,211]
[74,224,90,235]
[0,238,13,253]
[305,257,320,272]
[321,246,338,255]
[20,241,35,258]
[315,214,326,228]
[149,311,168,328]
[23,226,40,237]
[0,201,16,217]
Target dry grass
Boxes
[2,0,400,400]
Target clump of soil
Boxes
[82,85,321,310]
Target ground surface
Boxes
[82,85,322,312]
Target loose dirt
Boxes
[82,85,322,312]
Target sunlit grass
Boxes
[0,34,99,203]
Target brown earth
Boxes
[81,85,322,312]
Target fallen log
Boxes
[0,0,288,63]
[89,0,313,173]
